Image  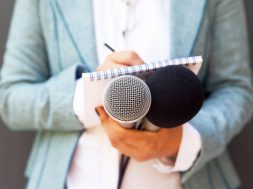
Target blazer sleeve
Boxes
[182,0,253,182]
[0,0,83,131]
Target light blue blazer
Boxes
[0,0,253,188]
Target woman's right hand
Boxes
[96,51,144,71]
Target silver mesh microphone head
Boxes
[103,75,151,124]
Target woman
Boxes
[0,0,252,189]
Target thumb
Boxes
[95,106,109,124]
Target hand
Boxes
[96,51,144,71]
[96,106,183,162]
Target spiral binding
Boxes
[83,56,202,81]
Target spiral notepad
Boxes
[83,56,202,81]
[82,56,203,127]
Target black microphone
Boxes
[145,65,204,128]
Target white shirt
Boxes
[67,0,201,188]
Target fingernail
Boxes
[95,108,100,116]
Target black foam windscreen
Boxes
[145,65,204,128]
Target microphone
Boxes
[103,75,151,128]
[145,65,204,129]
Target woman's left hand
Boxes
[96,106,183,162]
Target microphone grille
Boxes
[103,75,151,122]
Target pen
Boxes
[104,43,115,52]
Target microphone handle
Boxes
[119,119,142,129]
[142,118,160,132]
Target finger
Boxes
[96,112,127,142]
[97,115,146,150]
[96,106,109,124]
[107,51,144,66]
[96,62,127,71]
[116,141,154,161]
[108,123,157,155]
[95,114,141,157]
[99,115,150,145]
[109,136,141,158]
[120,128,155,147]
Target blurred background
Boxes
[0,1,253,188]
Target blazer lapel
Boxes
[52,0,98,72]
[170,0,207,58]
